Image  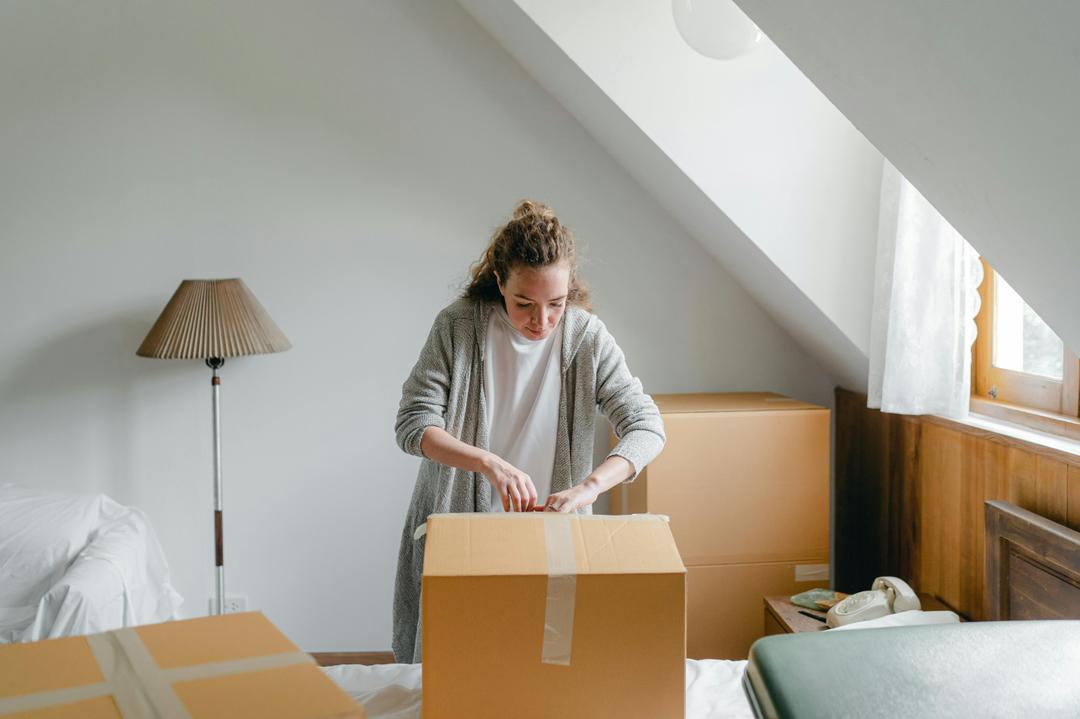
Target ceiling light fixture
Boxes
[672,0,764,60]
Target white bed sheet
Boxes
[323,658,754,719]
[321,611,963,717]
[0,484,182,642]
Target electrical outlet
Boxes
[208,596,248,614]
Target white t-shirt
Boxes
[483,304,563,511]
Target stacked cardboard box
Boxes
[611,392,831,659]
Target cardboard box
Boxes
[422,513,685,719]
[686,563,824,659]
[610,392,830,659]
[613,392,830,566]
[0,612,365,718]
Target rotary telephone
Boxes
[825,576,921,628]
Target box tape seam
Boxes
[541,514,577,666]
[0,678,114,715]
[113,627,193,718]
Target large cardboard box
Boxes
[612,393,829,566]
[0,612,365,718]
[610,392,830,659]
[422,513,685,719]
[685,564,822,659]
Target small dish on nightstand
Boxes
[763,595,828,635]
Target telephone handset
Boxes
[825,576,921,628]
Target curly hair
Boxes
[463,200,591,311]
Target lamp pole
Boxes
[208,357,225,616]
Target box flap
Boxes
[422,514,685,577]
[0,635,104,699]
[173,663,363,719]
[654,392,825,414]
[137,612,299,670]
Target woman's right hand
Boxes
[480,453,538,512]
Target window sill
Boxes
[970,396,1080,442]
[937,398,1080,461]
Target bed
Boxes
[321,609,967,719]
[323,500,1080,717]
[743,500,1080,718]
[983,499,1080,620]
[323,658,755,719]
[0,484,182,643]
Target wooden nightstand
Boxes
[764,592,960,636]
[763,595,828,635]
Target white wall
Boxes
[459,0,881,390]
[0,0,833,650]
[734,0,1080,357]
[513,0,883,357]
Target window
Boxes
[973,259,1079,422]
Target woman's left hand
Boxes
[544,479,601,513]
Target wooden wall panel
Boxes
[1069,466,1080,533]
[836,388,1080,620]
[1006,449,1037,509]
[1036,457,1068,525]
[958,435,982,620]
[834,389,891,591]
[895,417,920,589]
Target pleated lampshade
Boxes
[137,279,291,359]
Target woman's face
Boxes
[497,262,570,341]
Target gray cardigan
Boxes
[392,297,665,662]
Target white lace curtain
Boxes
[868,161,983,419]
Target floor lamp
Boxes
[137,278,290,615]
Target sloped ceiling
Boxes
[458,0,882,392]
[735,0,1080,355]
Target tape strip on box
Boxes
[540,514,577,666]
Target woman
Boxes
[392,200,665,662]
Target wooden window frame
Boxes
[972,259,1080,435]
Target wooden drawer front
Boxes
[763,610,788,636]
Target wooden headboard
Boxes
[985,500,1080,620]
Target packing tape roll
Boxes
[541,514,578,666]
[0,628,315,717]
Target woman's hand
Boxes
[544,478,602,513]
[545,456,635,513]
[480,453,538,512]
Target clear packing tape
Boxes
[0,627,315,718]
[415,512,669,668]
[540,515,576,666]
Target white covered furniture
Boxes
[0,484,182,642]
